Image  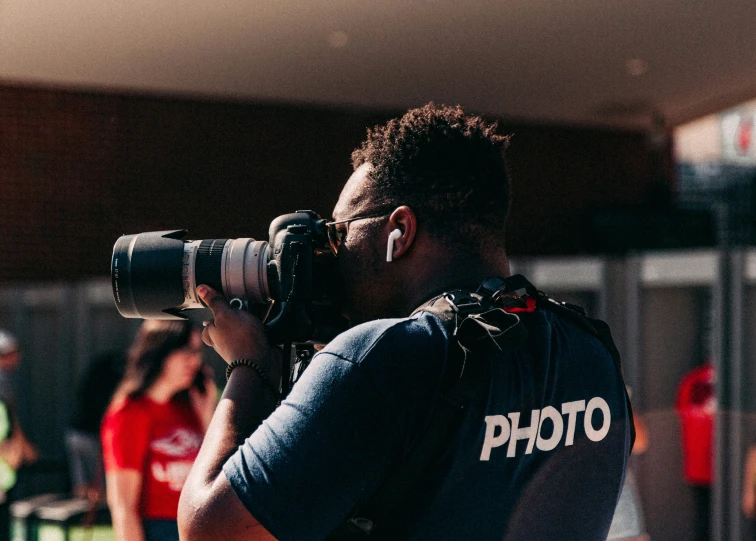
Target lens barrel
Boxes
[195,239,228,294]
[221,238,270,304]
[111,231,271,319]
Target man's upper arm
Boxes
[220,354,403,541]
[220,318,448,541]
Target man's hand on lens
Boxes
[197,285,282,374]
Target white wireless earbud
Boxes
[386,229,402,262]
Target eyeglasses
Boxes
[326,211,391,256]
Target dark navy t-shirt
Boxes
[224,307,630,541]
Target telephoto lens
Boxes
[111,230,271,320]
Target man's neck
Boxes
[399,257,510,317]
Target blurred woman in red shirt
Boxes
[101,321,216,541]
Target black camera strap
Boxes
[327,275,634,540]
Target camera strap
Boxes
[327,274,634,540]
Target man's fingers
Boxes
[197,285,231,318]
[201,324,215,348]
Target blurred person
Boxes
[0,330,38,464]
[179,104,633,541]
[0,331,18,407]
[607,401,649,541]
[101,321,216,541]
[66,350,126,499]
[0,330,38,541]
[742,443,756,521]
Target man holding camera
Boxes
[178,103,632,541]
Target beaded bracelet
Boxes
[226,358,281,398]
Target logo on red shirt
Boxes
[150,428,202,458]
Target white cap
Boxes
[0,331,18,356]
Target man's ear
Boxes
[386,206,417,261]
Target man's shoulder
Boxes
[522,306,614,353]
[319,312,451,367]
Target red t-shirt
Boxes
[101,395,204,519]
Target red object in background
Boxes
[737,117,753,155]
[676,363,716,486]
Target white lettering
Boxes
[536,406,564,452]
[507,409,541,457]
[561,400,586,446]
[480,396,612,461]
[480,415,510,461]
[584,397,611,442]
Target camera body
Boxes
[111,211,344,345]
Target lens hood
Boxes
[111,230,188,319]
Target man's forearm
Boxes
[188,365,278,487]
[181,286,283,540]
[179,365,279,540]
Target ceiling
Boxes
[1,0,755,130]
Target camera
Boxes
[111,210,345,346]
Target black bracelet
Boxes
[226,358,281,398]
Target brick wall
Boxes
[0,83,654,281]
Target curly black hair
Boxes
[351,103,511,252]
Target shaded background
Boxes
[2,1,756,539]
[0,84,655,281]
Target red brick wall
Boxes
[0,83,653,281]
